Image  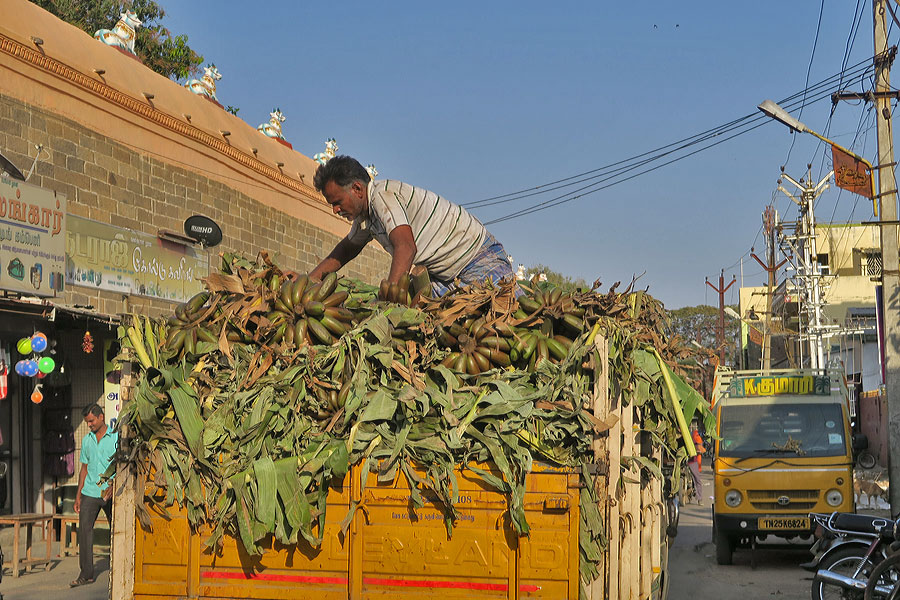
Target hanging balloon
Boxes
[31,387,43,404]
[30,333,48,353]
[14,361,26,376]
[37,357,55,374]
[16,338,32,355]
[36,371,47,379]
[22,360,39,377]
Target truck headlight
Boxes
[725,490,743,507]
[825,489,843,507]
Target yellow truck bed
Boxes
[131,463,580,599]
[112,337,669,600]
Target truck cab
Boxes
[711,367,855,565]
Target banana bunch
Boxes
[314,384,352,418]
[160,271,359,359]
[266,272,355,346]
[164,291,222,357]
[437,318,514,374]
[377,270,433,306]
[509,328,574,371]
[516,284,586,322]
[434,281,588,374]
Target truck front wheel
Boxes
[715,529,734,565]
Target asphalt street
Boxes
[667,471,813,600]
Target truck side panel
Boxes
[198,482,351,599]
[518,471,581,599]
[133,506,191,598]
[356,465,579,599]
[130,465,580,600]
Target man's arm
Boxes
[310,237,367,280]
[387,225,416,283]
[75,463,88,513]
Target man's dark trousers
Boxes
[78,494,112,580]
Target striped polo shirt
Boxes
[346,180,487,281]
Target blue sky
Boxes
[162,1,891,308]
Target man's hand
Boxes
[74,494,81,513]
[102,486,113,502]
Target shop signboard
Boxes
[0,177,67,297]
[66,215,209,302]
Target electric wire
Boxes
[464,56,877,210]
[482,67,876,225]
[485,92,863,225]
[783,0,827,168]
[471,62,877,225]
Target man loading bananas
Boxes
[310,155,515,296]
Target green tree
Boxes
[666,304,740,365]
[31,0,203,80]
[523,264,590,294]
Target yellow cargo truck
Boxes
[711,367,856,565]
[109,346,676,600]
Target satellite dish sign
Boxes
[184,215,222,247]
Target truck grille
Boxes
[747,489,819,510]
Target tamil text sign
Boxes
[0,177,66,297]
[728,375,831,398]
[66,215,208,302]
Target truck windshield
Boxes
[718,402,847,458]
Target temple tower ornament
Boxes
[313,138,338,165]
[185,65,222,102]
[94,10,142,55]
[258,109,286,140]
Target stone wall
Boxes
[0,93,390,317]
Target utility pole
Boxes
[776,167,832,369]
[751,206,787,370]
[873,0,900,515]
[706,270,736,367]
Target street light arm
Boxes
[777,185,801,206]
[780,172,804,191]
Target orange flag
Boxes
[832,144,875,209]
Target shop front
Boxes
[0,300,118,516]
[1,179,209,516]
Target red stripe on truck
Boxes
[365,576,505,590]
[201,570,541,592]
[201,571,348,585]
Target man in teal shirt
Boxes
[71,403,117,587]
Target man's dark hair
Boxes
[313,155,371,193]
[82,403,104,418]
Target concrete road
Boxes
[667,471,814,600]
[0,525,109,600]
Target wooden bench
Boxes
[53,514,109,557]
[0,513,53,577]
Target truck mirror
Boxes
[852,433,869,452]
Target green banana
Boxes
[307,318,334,344]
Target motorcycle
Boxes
[863,539,900,599]
[807,511,895,600]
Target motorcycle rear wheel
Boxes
[812,547,879,600]
[864,552,900,600]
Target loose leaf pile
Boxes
[118,252,714,595]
